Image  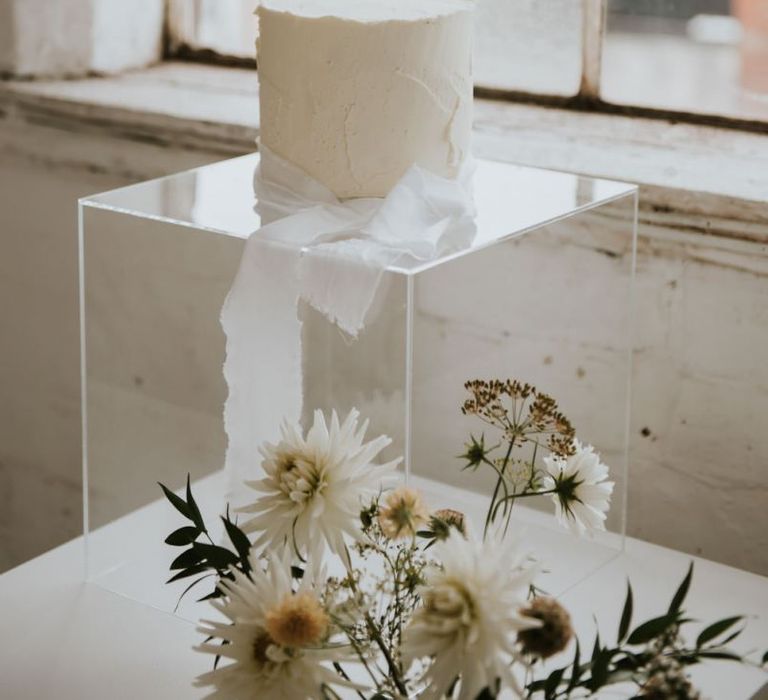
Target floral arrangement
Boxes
[160,379,766,699]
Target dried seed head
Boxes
[517,597,573,659]
[431,509,467,539]
[378,487,429,539]
[640,656,701,700]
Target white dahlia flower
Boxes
[542,440,614,536]
[238,408,399,563]
[402,529,540,700]
[195,551,354,700]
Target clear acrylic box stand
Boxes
[79,154,637,620]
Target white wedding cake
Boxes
[256,0,474,199]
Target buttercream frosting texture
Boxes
[257,0,474,198]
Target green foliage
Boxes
[159,474,251,607]
[523,562,760,699]
[459,433,489,470]
[156,380,764,699]
[617,582,633,643]
[165,526,200,546]
[626,612,679,645]
[566,640,581,692]
[695,616,743,648]
[667,561,693,615]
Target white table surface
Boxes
[2,493,767,699]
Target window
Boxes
[604,0,768,122]
[167,0,768,126]
[168,0,258,60]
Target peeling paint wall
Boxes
[629,228,768,572]
[0,118,766,577]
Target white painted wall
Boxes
[0,0,163,78]
[0,110,766,577]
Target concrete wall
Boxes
[0,160,122,570]
[1,113,766,577]
[0,130,224,572]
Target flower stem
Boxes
[497,488,556,503]
[332,663,366,700]
[343,553,409,697]
[484,437,516,537]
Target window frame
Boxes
[163,0,768,135]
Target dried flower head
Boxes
[378,487,429,539]
[517,597,573,659]
[265,591,329,648]
[461,379,575,457]
[640,656,701,699]
[432,509,467,537]
[461,379,521,423]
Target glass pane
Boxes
[80,153,636,616]
[170,0,584,96]
[410,191,637,593]
[474,0,583,95]
[172,0,257,58]
[603,0,768,121]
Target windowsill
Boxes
[1,61,766,242]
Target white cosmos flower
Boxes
[238,408,399,563]
[542,440,614,536]
[402,529,540,700]
[195,551,355,700]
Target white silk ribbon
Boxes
[220,146,476,505]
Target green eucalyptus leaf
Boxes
[544,668,564,698]
[222,515,252,571]
[627,613,677,645]
[198,588,225,603]
[697,650,743,661]
[715,628,745,648]
[192,542,239,570]
[618,581,633,643]
[589,649,611,690]
[165,526,200,546]
[696,616,743,648]
[567,640,581,691]
[173,574,216,612]
[159,482,192,520]
[185,474,206,532]
[166,563,210,584]
[668,561,694,615]
[675,652,701,666]
[591,630,602,662]
[170,546,204,570]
